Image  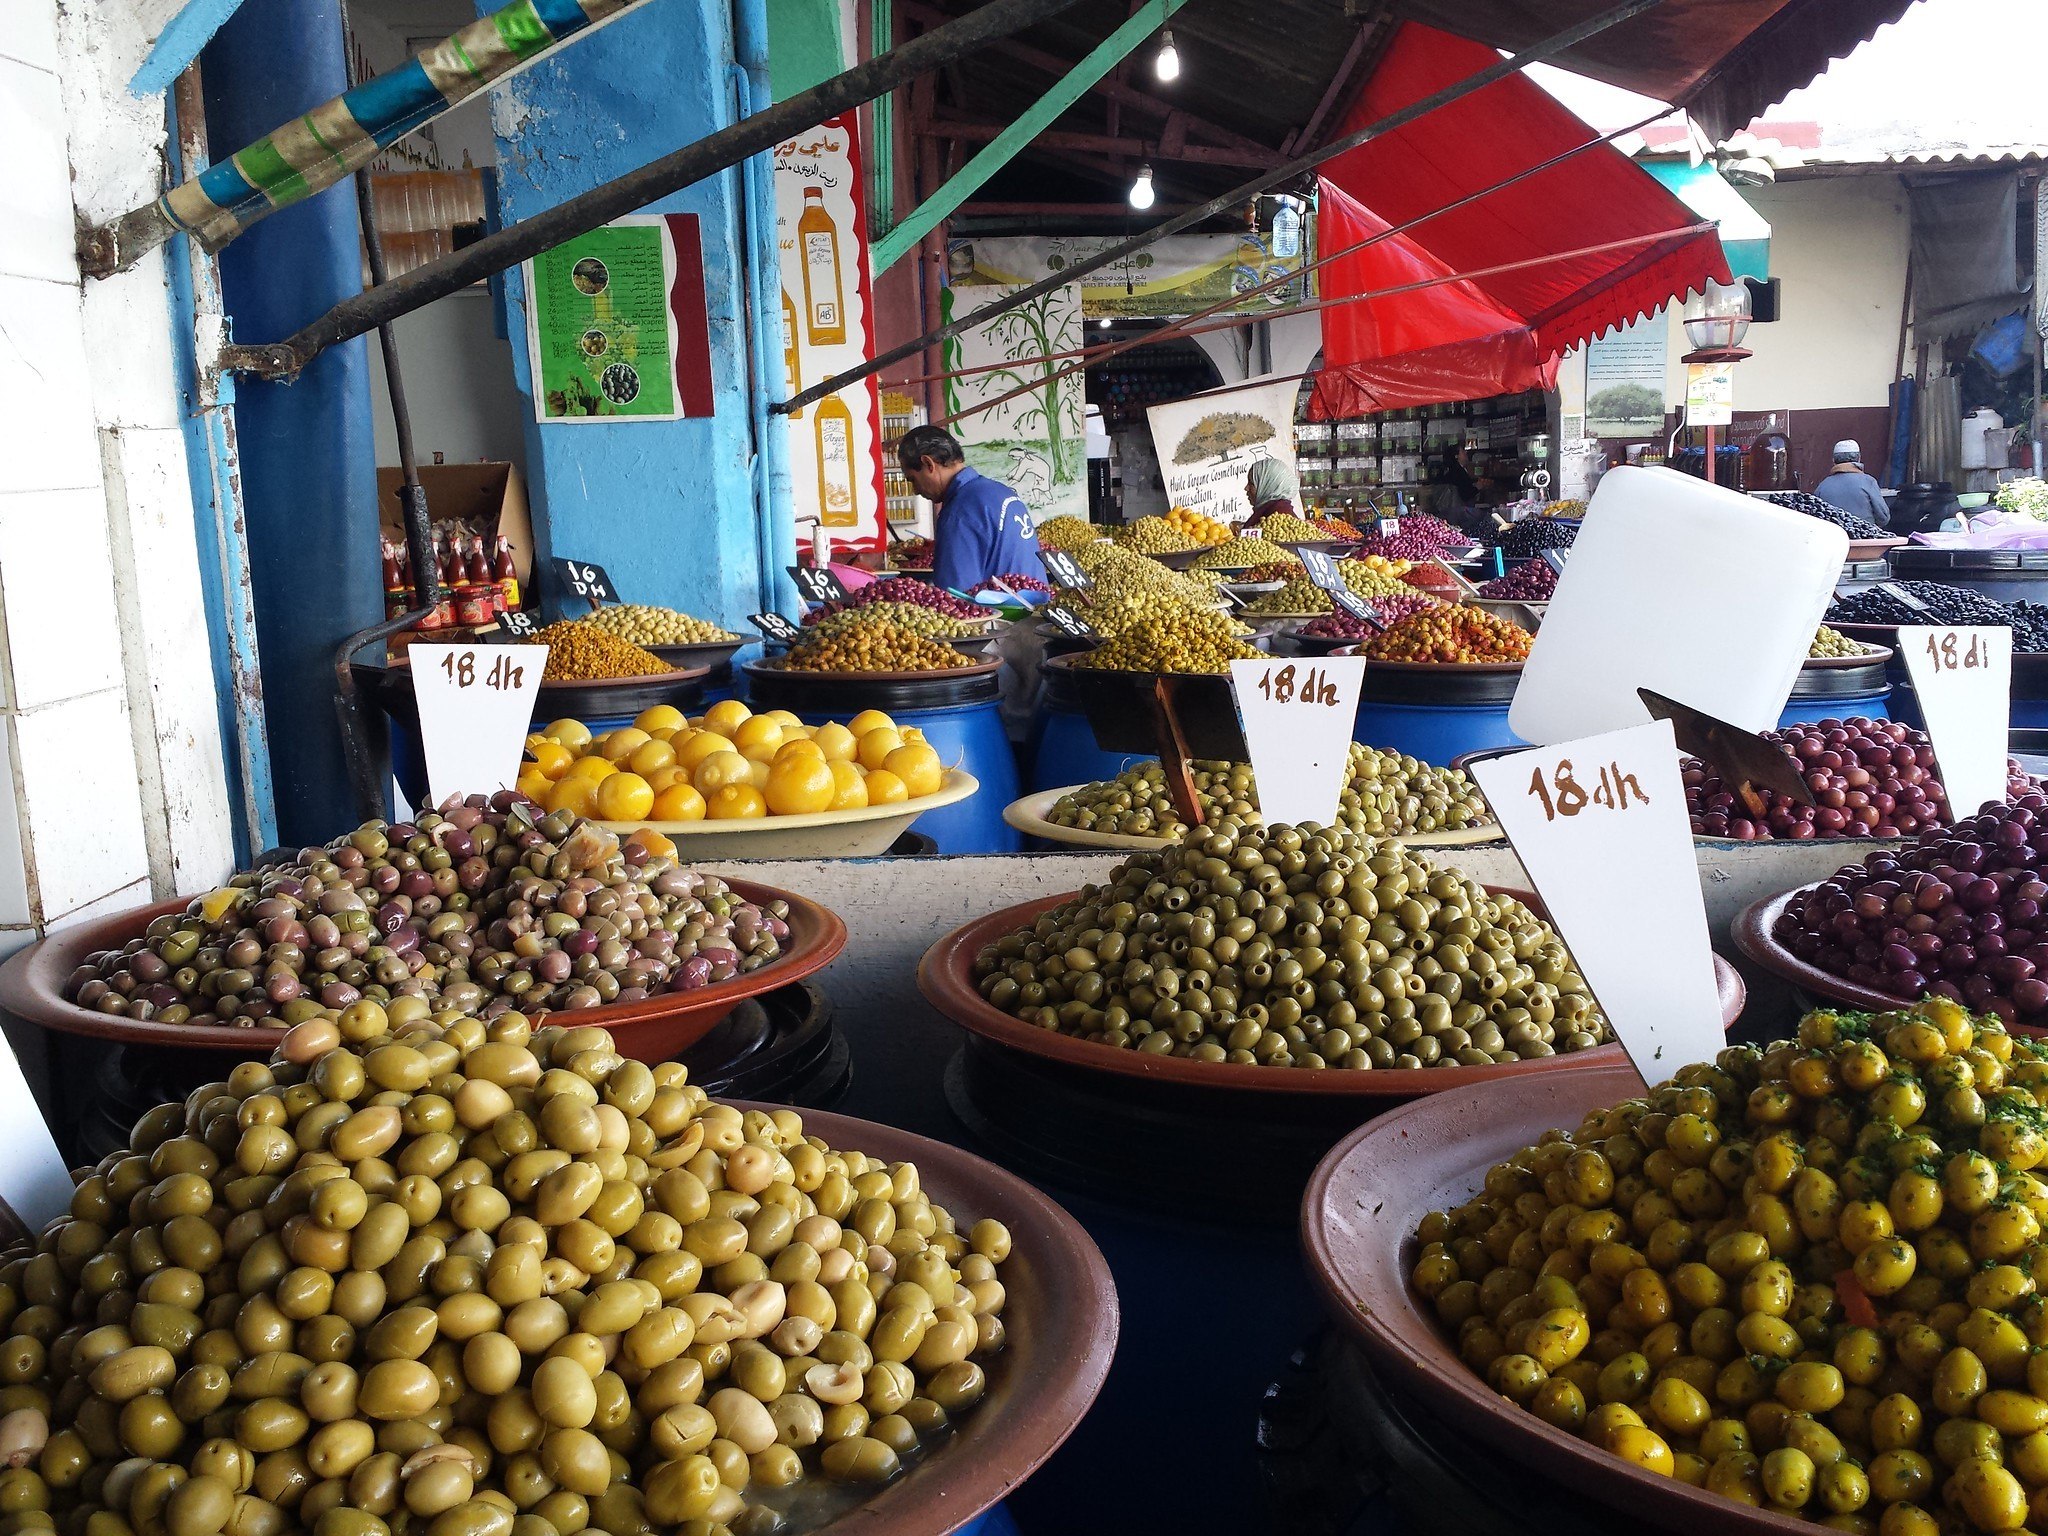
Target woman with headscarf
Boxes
[1244,457,1300,525]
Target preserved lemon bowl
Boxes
[600,769,980,859]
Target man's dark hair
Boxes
[896,425,964,471]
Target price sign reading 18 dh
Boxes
[1467,720,1725,1088]
[1900,624,2011,821]
[1228,657,1364,828]
[411,643,548,810]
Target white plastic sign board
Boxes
[412,643,548,809]
[0,1035,73,1228]
[1511,467,1847,744]
[1900,625,2012,820]
[1468,720,1725,1087]
[1228,657,1365,828]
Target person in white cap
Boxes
[1815,440,1889,527]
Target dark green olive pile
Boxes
[63,804,790,1028]
[1046,747,1492,841]
[972,824,1606,1070]
[0,1007,1014,1536]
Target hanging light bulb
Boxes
[1154,28,1180,81]
[1128,163,1155,210]
[1098,316,1113,329]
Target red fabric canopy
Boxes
[1312,21,1731,416]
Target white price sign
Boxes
[1228,657,1364,828]
[412,643,548,809]
[1900,625,2012,820]
[1468,720,1724,1087]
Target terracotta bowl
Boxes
[764,1106,1117,1536]
[920,888,1744,1098]
[0,879,847,1062]
[1301,1064,1819,1536]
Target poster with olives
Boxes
[524,216,714,422]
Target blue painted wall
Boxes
[490,0,770,626]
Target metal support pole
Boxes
[233,0,1090,379]
[784,0,1672,416]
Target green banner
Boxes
[528,224,676,420]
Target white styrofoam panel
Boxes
[80,263,182,432]
[0,58,73,284]
[14,691,149,920]
[0,275,101,495]
[0,485,125,710]
[0,0,59,73]
[0,720,32,926]
[100,425,236,894]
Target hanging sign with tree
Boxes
[942,281,1087,526]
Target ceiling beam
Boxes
[923,114,1281,168]
[1284,7,1394,156]
[899,0,1280,161]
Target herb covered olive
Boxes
[1412,998,2048,1532]
[972,821,1604,1069]
[0,1008,1017,1531]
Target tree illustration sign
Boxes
[1146,376,1303,525]
[943,282,1085,524]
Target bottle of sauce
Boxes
[416,535,445,632]
[435,531,462,631]
[494,535,520,616]
[382,540,410,622]
[454,535,490,628]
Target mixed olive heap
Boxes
[1051,590,1252,642]
[1811,626,1879,660]
[1192,538,1292,572]
[1411,999,2048,1533]
[766,622,971,675]
[1476,562,1558,602]
[580,607,737,649]
[1363,607,1533,664]
[1063,543,1223,610]
[1034,516,1102,553]
[1297,596,1439,639]
[1114,517,1203,555]
[1044,746,1492,842]
[1069,609,1262,674]
[971,823,1604,1070]
[524,626,669,685]
[1775,791,2048,1025]
[802,604,981,642]
[1686,718,1968,843]
[804,581,984,625]
[63,803,789,1027]
[0,1006,1015,1536]
[1248,511,1331,545]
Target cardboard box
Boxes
[376,462,533,587]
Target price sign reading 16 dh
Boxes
[412,643,548,810]
[1228,657,1364,828]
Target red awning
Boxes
[1313,21,1731,415]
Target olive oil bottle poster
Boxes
[774,115,886,553]
[523,215,715,422]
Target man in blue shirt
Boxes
[897,426,1045,592]
[1814,440,1890,528]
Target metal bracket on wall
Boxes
[215,343,303,381]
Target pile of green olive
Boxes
[971,822,1605,1070]
[0,1005,1014,1536]
[1046,748,1492,841]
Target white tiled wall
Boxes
[0,0,236,941]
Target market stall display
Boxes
[1290,597,1441,647]
[887,533,937,569]
[1477,561,1558,602]
[1376,1000,2048,1535]
[1069,608,1262,672]
[527,622,669,682]
[804,579,989,626]
[1254,510,1348,546]
[1035,515,1103,552]
[1162,505,1234,545]
[1194,536,1296,572]
[1363,607,1533,663]
[1495,516,1580,560]
[580,604,738,647]
[1825,582,2048,648]
[0,1005,1122,1536]
[1810,625,1879,658]
[1012,746,1494,846]
[968,573,1050,599]
[765,619,975,674]
[1348,514,1472,564]
[1685,717,1961,841]
[1760,790,2048,1024]
[1755,486,1890,541]
[1116,515,1206,555]
[802,602,991,643]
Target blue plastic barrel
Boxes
[1780,657,1891,729]
[1354,662,1524,764]
[743,663,1020,853]
[1027,707,1154,790]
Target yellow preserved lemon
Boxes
[634,704,686,732]
[814,721,858,762]
[775,737,826,764]
[651,782,706,821]
[857,728,904,771]
[883,742,943,798]
[599,727,651,763]
[527,740,574,781]
[701,698,753,737]
[692,751,754,793]
[848,708,896,737]
[593,771,654,822]
[544,717,593,751]
[566,755,616,784]
[706,783,768,819]
[627,739,676,778]
[674,731,735,770]
[828,760,868,810]
[864,769,909,805]
[731,716,786,761]
[545,777,598,818]
[764,757,836,816]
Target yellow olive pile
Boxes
[1070,609,1261,674]
[1046,746,1491,841]
[768,620,971,674]
[0,1007,1015,1536]
[524,625,669,684]
[1193,538,1294,571]
[1410,998,2048,1532]
[1034,517,1102,553]
[1065,543,1222,609]
[805,603,980,642]
[973,823,1603,1069]
[1115,518,1203,555]
[1811,626,1879,660]
[1250,511,1329,544]
[580,608,737,648]
[1055,591,1252,642]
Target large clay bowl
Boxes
[0,880,847,1061]
[1000,786,1501,852]
[921,889,1744,1098]
[1301,1063,1817,1536]
[771,1106,1117,1536]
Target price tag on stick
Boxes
[1228,657,1365,827]
[1900,625,2012,818]
[749,613,804,643]
[550,557,620,606]
[786,566,849,605]
[1041,549,1093,590]
[412,643,548,809]
[1467,720,1726,1086]
[477,610,541,643]
[1295,547,1383,627]
[1043,606,1097,640]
